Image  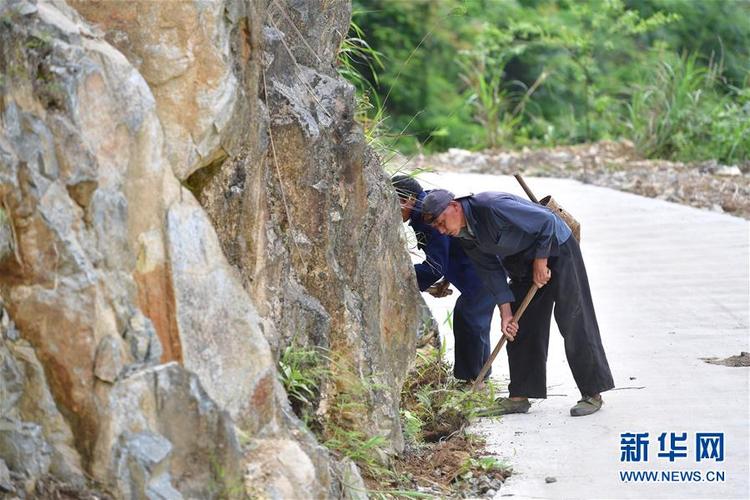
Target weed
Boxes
[277,339,508,497]
[325,427,390,479]
[0,4,22,27]
[25,31,53,51]
[442,310,452,331]
[277,343,329,427]
[400,343,501,444]
[458,41,547,149]
[337,13,389,152]
[457,456,512,479]
[367,489,436,499]
[401,409,423,443]
[337,13,441,165]
[277,344,397,486]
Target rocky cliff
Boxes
[0,0,421,497]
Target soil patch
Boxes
[366,345,511,498]
[389,435,510,498]
[702,352,750,367]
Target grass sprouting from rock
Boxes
[279,341,513,497]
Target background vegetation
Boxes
[343,0,749,165]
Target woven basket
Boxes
[540,195,581,242]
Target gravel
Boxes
[406,141,750,219]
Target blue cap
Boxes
[422,189,455,223]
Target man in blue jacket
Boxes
[392,175,496,382]
[422,189,614,416]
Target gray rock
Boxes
[336,457,367,500]
[0,341,24,416]
[94,335,125,383]
[716,165,742,177]
[486,488,497,496]
[0,208,13,265]
[4,324,19,342]
[268,0,351,72]
[0,458,13,492]
[17,2,39,17]
[545,476,557,483]
[71,0,241,180]
[166,197,276,430]
[0,419,52,480]
[114,431,181,500]
[89,189,131,271]
[6,340,85,486]
[123,311,162,364]
[124,432,172,472]
[94,363,243,498]
[146,473,183,500]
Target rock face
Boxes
[1,0,421,498]
[71,0,418,451]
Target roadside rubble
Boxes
[408,141,750,219]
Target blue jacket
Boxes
[409,191,486,297]
[457,192,572,304]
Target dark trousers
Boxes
[453,288,496,381]
[507,238,614,398]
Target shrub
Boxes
[627,54,749,164]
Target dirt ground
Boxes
[702,351,750,367]
[372,345,511,498]
[391,435,510,497]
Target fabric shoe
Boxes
[477,397,530,417]
[570,395,603,417]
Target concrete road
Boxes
[416,173,749,499]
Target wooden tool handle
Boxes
[512,283,538,322]
[514,173,539,204]
[471,284,539,391]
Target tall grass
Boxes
[337,15,391,154]
[278,344,394,480]
[627,54,749,165]
[337,12,463,163]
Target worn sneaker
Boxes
[570,395,603,417]
[477,397,531,417]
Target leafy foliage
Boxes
[627,54,750,163]
[278,345,395,481]
[400,343,502,443]
[456,456,512,480]
[349,0,749,163]
[278,344,329,427]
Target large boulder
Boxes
[0,1,334,496]
[68,0,244,181]
[190,0,420,453]
[1,305,85,488]
[70,0,421,457]
[1,0,425,496]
